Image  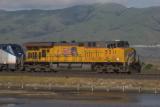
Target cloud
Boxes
[0,0,128,10]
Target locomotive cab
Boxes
[124,48,141,73]
[104,41,141,73]
[106,41,129,48]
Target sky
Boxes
[0,0,160,10]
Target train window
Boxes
[115,41,129,48]
[42,50,46,57]
[109,50,111,54]
[106,41,130,48]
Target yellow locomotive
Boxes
[24,41,141,73]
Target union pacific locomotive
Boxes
[0,41,141,73]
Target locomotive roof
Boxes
[24,42,55,47]
[24,42,79,47]
[24,41,129,48]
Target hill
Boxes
[0,3,160,44]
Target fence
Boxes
[0,82,159,94]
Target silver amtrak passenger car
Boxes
[0,44,24,71]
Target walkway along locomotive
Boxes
[23,41,141,73]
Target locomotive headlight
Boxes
[116,58,120,61]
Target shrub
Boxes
[144,64,153,70]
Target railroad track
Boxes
[0,70,160,80]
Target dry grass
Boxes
[0,75,160,89]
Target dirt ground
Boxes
[0,75,159,91]
[141,59,160,74]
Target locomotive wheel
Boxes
[44,68,51,72]
[39,68,44,72]
[25,68,32,72]
[19,67,25,72]
[106,65,114,73]
[35,68,41,72]
[94,65,104,73]
[50,69,57,73]
[102,65,108,73]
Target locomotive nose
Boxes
[126,48,136,64]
